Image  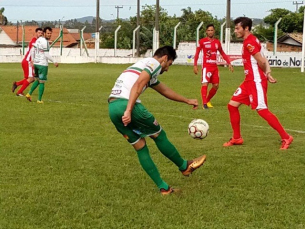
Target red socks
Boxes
[257,109,289,139]
[16,79,26,86]
[207,87,217,103]
[228,104,241,139]
[17,80,30,94]
[201,85,208,104]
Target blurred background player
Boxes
[108,46,206,195]
[26,27,58,103]
[223,17,293,150]
[12,27,43,96]
[193,24,233,109]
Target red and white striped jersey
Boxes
[242,34,266,82]
[23,37,37,62]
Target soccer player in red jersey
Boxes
[223,17,293,150]
[193,24,234,109]
[12,27,43,96]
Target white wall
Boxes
[0,42,303,68]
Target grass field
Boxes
[1,63,304,229]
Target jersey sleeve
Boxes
[245,38,260,56]
[143,60,161,79]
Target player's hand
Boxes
[193,66,198,75]
[228,64,234,72]
[54,62,59,68]
[122,110,132,126]
[187,99,198,110]
[267,73,277,83]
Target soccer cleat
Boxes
[37,100,44,104]
[160,187,175,195]
[12,82,17,93]
[280,135,293,150]
[16,93,24,97]
[223,137,244,147]
[181,154,207,176]
[25,93,32,102]
[207,101,214,108]
[202,104,208,109]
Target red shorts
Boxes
[201,66,219,84]
[231,80,268,110]
[21,59,34,79]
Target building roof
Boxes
[0,26,78,47]
[277,33,303,46]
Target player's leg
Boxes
[16,61,33,95]
[37,66,48,103]
[150,130,206,176]
[252,81,293,149]
[108,99,171,194]
[201,67,210,109]
[13,60,27,93]
[223,83,248,146]
[206,68,219,107]
[26,66,40,102]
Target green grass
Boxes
[0,63,304,229]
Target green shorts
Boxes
[34,65,48,81]
[108,98,162,144]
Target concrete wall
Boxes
[0,42,303,68]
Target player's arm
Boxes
[122,71,151,126]
[152,82,198,109]
[218,44,234,72]
[44,52,59,67]
[193,46,201,75]
[253,52,276,83]
[30,47,35,66]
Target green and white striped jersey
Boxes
[109,58,162,103]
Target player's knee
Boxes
[133,138,146,150]
[150,129,166,140]
[213,84,219,89]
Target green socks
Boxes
[38,83,45,101]
[29,80,39,95]
[136,145,169,190]
[153,130,187,171]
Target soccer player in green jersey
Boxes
[108,46,207,195]
[26,27,59,103]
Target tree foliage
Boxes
[264,8,304,33]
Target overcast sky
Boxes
[1,0,301,23]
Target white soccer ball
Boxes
[188,119,209,140]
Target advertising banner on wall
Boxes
[175,51,303,68]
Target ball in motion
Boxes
[188,119,209,140]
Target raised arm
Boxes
[152,82,198,109]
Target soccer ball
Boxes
[188,119,209,140]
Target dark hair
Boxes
[35,27,43,32]
[153,46,177,61]
[43,27,52,33]
[206,24,215,30]
[234,17,252,31]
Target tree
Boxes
[0,7,8,25]
[264,8,304,33]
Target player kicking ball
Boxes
[108,46,207,195]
